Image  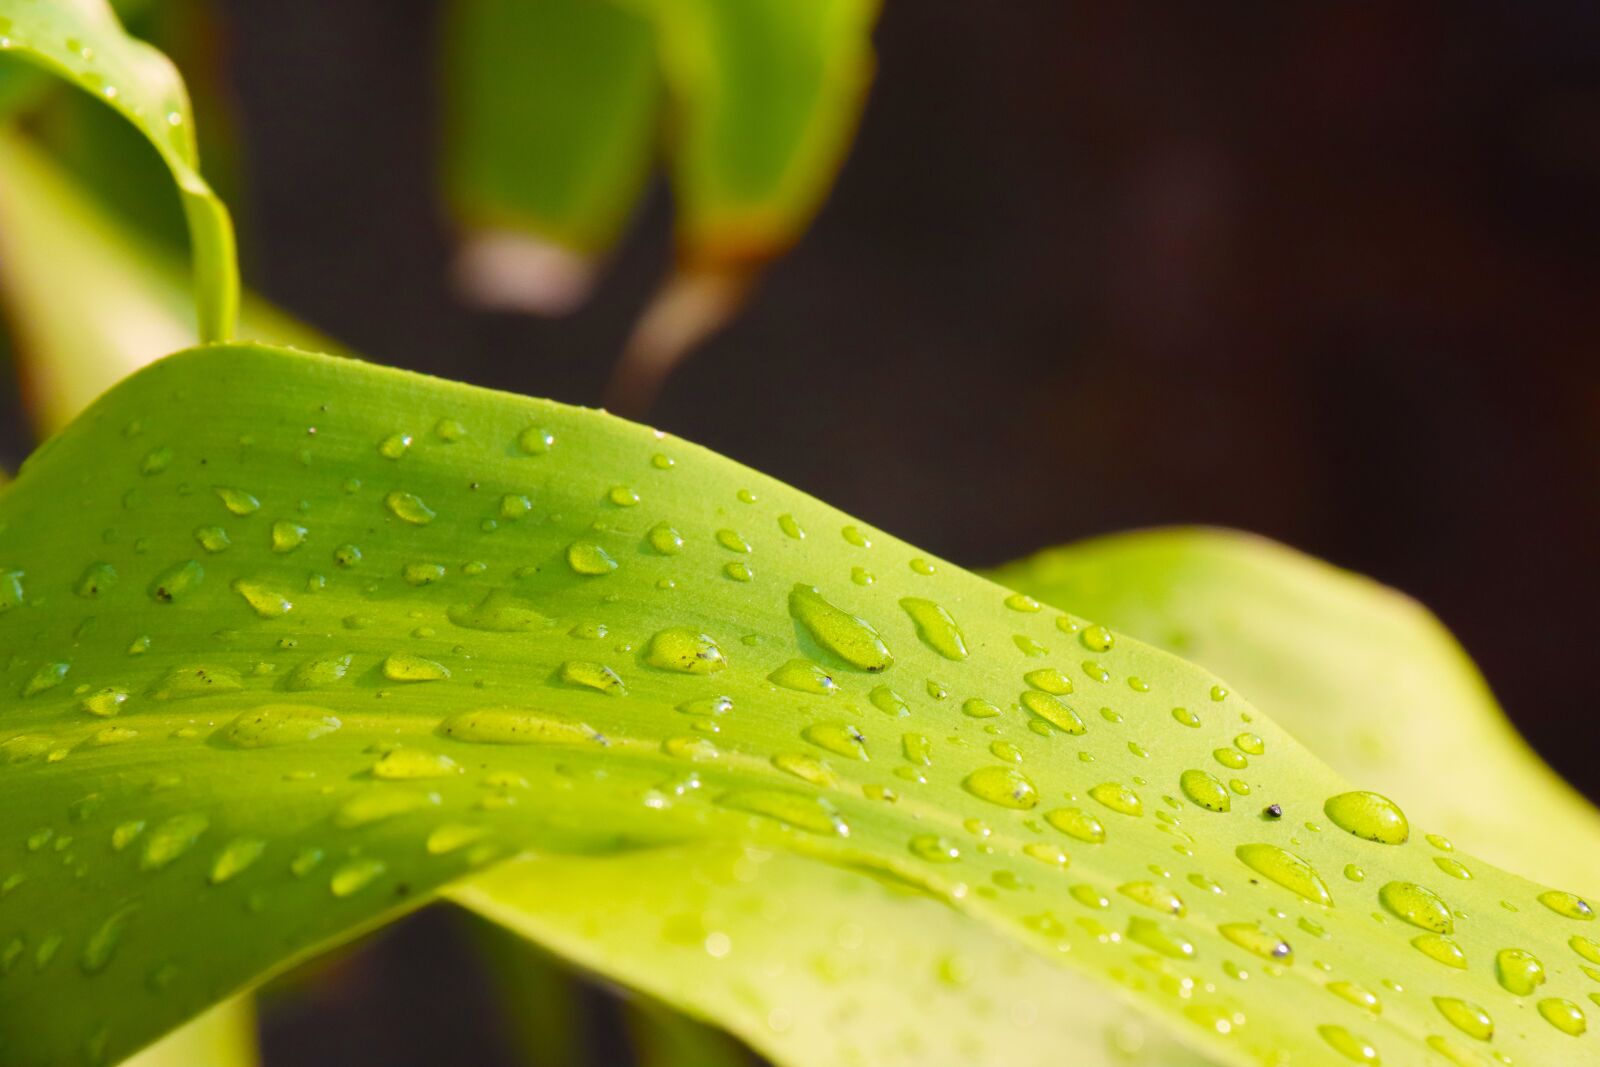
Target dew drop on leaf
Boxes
[1235,843,1332,906]
[899,597,968,661]
[1322,791,1410,845]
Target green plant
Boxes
[0,5,1596,1067]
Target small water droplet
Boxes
[803,722,869,761]
[385,491,436,525]
[1020,690,1086,734]
[1495,947,1546,995]
[1089,782,1143,817]
[1219,921,1293,962]
[1317,1024,1379,1064]
[565,541,617,575]
[382,653,450,682]
[330,857,387,896]
[1379,881,1454,934]
[140,813,209,870]
[768,659,837,695]
[1434,997,1493,1041]
[1045,808,1105,844]
[209,839,267,884]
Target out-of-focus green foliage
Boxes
[0,0,236,340]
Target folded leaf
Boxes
[0,0,235,340]
[443,0,658,314]
[0,130,333,433]
[0,345,1594,1066]
[454,845,1210,1067]
[989,528,1600,894]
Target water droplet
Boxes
[641,628,726,674]
[232,578,293,618]
[1020,690,1086,734]
[140,813,209,870]
[426,823,487,854]
[518,426,554,454]
[383,653,450,682]
[1179,769,1231,812]
[372,749,460,779]
[1412,933,1467,969]
[960,697,1000,718]
[75,562,116,598]
[909,834,961,863]
[566,541,617,576]
[385,491,436,525]
[1213,747,1248,770]
[1119,881,1185,916]
[1379,881,1454,933]
[1234,732,1264,755]
[1022,668,1073,695]
[285,654,353,691]
[438,708,597,745]
[1434,857,1473,880]
[209,839,267,884]
[559,660,625,694]
[1537,998,1586,1036]
[448,590,548,632]
[1572,935,1600,964]
[221,705,342,748]
[772,753,837,786]
[1495,947,1546,995]
[768,659,837,695]
[1327,980,1381,1013]
[720,790,848,836]
[869,685,910,717]
[149,560,204,603]
[330,857,387,896]
[1089,782,1143,817]
[900,598,968,660]
[1323,791,1409,845]
[1317,1024,1379,1064]
[803,722,869,761]
[1219,921,1292,962]
[80,904,138,974]
[1080,624,1115,652]
[150,664,243,701]
[1434,997,1493,1041]
[1539,891,1595,921]
[788,585,893,672]
[647,522,684,554]
[1046,808,1105,843]
[335,788,440,828]
[1126,917,1193,959]
[963,766,1039,809]
[215,487,260,515]
[1171,706,1201,728]
[1235,844,1332,906]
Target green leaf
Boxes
[454,845,1207,1067]
[1,344,1596,1066]
[443,0,658,314]
[122,998,256,1067]
[988,528,1600,894]
[0,129,334,433]
[637,0,877,271]
[605,0,878,412]
[0,0,236,341]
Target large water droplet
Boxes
[438,708,597,745]
[1378,881,1454,934]
[1045,807,1105,844]
[803,722,869,761]
[788,585,893,672]
[1323,791,1409,845]
[645,628,726,674]
[209,839,267,884]
[1433,997,1493,1041]
[1088,782,1142,817]
[1020,691,1086,734]
[963,766,1039,809]
[140,813,209,870]
[768,659,837,695]
[220,705,342,748]
[720,790,848,836]
[899,598,968,660]
[1180,769,1231,813]
[1495,947,1546,995]
[1235,844,1332,906]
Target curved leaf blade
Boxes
[443,0,659,315]
[0,346,1595,1066]
[989,528,1600,894]
[454,845,1211,1067]
[0,0,236,341]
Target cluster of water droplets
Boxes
[0,380,1594,1066]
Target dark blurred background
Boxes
[4,2,1599,1063]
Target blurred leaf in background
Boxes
[443,0,879,412]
